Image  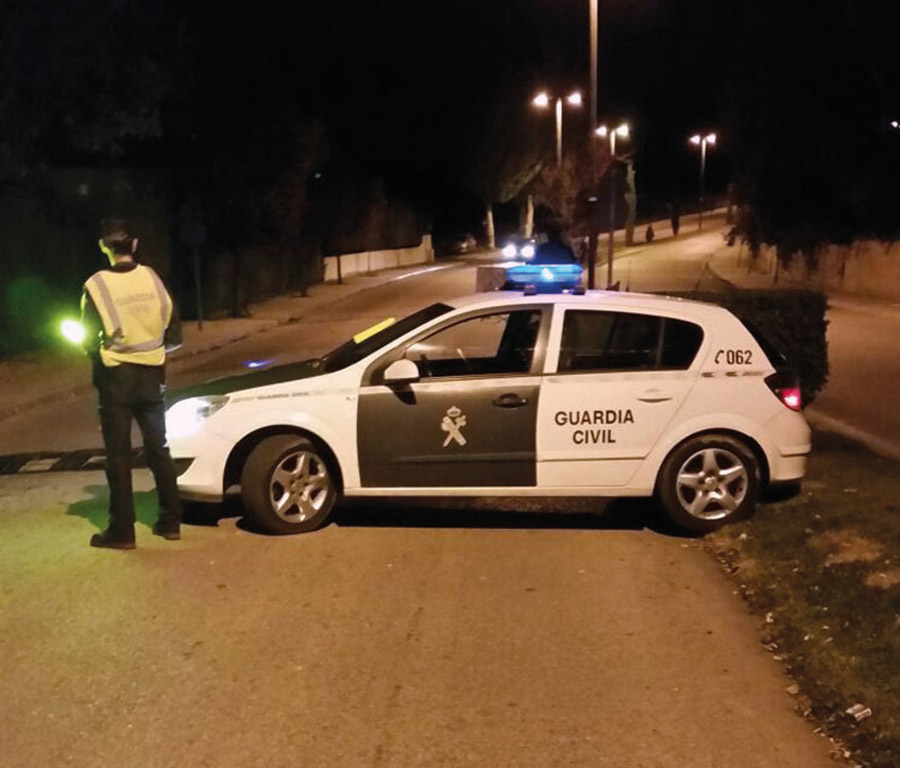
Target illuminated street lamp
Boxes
[690,132,716,231]
[595,122,631,288]
[533,90,583,165]
[595,122,630,157]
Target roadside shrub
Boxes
[673,289,829,405]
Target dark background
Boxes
[2,0,899,351]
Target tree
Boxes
[0,0,184,186]
[724,0,900,260]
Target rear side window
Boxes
[558,310,703,372]
[660,317,705,368]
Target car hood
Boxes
[166,360,326,406]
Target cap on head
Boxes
[100,218,136,255]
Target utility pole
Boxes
[607,165,616,288]
[587,0,599,288]
[690,133,716,231]
[590,0,597,133]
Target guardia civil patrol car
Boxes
[165,290,810,535]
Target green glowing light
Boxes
[60,319,85,344]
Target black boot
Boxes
[152,521,181,540]
[90,528,136,550]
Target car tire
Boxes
[656,434,760,534]
[241,435,339,535]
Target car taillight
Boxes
[765,370,802,411]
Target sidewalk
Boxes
[706,233,900,314]
[0,262,454,424]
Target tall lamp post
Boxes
[533,90,583,166]
[595,122,630,288]
[689,132,716,231]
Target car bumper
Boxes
[171,429,234,502]
[765,408,812,483]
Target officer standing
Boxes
[81,219,184,549]
[532,220,578,264]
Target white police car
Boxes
[166,291,810,535]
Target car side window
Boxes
[558,310,703,372]
[404,310,542,379]
[660,317,705,368]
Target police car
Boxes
[166,291,810,535]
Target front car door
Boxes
[357,307,548,488]
[537,306,705,488]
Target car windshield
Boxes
[320,302,454,372]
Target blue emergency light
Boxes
[243,359,273,369]
[504,262,584,292]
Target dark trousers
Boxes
[96,362,182,536]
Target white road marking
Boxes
[19,458,59,472]
[386,265,456,282]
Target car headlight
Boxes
[501,244,517,259]
[521,244,535,259]
[165,396,229,439]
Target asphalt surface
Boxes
[1,472,837,768]
[0,258,843,767]
[804,297,900,460]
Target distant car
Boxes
[503,239,583,292]
[501,236,536,261]
[166,290,810,536]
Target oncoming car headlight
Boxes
[165,396,229,439]
[501,243,517,260]
[521,243,535,259]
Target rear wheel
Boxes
[241,435,338,534]
[656,434,760,534]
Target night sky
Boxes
[6,0,900,231]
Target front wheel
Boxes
[241,435,339,534]
[656,434,760,534]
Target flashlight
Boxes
[60,319,86,344]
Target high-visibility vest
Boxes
[84,264,173,367]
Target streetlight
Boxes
[533,90,583,166]
[689,132,716,231]
[595,122,629,156]
[595,123,630,288]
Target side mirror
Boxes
[382,358,420,384]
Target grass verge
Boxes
[705,430,900,768]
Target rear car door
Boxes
[537,307,705,488]
[357,307,547,488]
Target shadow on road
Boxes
[187,494,694,538]
[334,496,692,536]
[66,485,161,532]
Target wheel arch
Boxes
[654,428,771,492]
[223,426,345,494]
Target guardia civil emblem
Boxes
[441,405,467,447]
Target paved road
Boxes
[1,471,836,768]
[804,297,900,459]
[0,260,839,767]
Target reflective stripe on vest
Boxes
[85,265,172,367]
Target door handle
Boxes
[493,393,529,408]
[637,389,673,403]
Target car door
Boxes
[537,307,704,488]
[357,307,547,488]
